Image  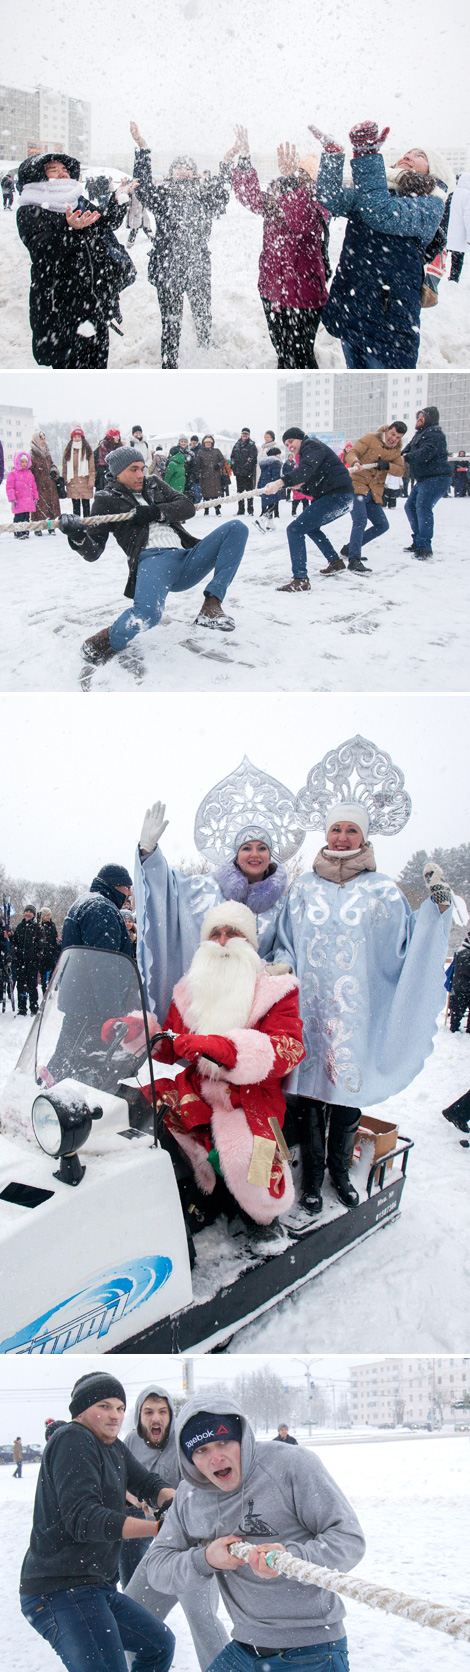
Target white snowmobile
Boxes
[0,947,413,1356]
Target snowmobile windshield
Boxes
[33,948,152,1094]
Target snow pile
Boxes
[0,492,469,692]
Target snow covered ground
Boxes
[1,1440,468,1672]
[1,193,469,371]
[0,1008,468,1353]
[0,488,468,692]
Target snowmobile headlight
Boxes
[31,1090,103,1159]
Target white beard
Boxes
[184,938,261,1033]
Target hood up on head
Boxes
[13,450,32,469]
[176,1392,256,1490]
[417,406,440,428]
[17,152,81,191]
[133,1384,174,1444]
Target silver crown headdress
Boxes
[194,756,306,865]
[295,735,412,837]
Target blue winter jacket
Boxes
[61,877,133,956]
[402,424,451,482]
[317,153,445,368]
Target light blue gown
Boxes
[273,870,451,1107]
[134,847,286,1020]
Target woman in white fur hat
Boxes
[273,735,452,1217]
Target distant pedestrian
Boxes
[13,1437,23,1478]
[273,1423,298,1445]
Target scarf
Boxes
[66,445,90,481]
[18,178,82,214]
[313,843,377,886]
[215,858,288,914]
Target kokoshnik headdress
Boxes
[295,735,412,837]
[194,756,306,864]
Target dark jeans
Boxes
[349,490,389,561]
[21,1584,175,1672]
[13,511,30,537]
[235,478,255,514]
[262,298,322,368]
[108,520,248,651]
[286,493,353,574]
[341,339,389,370]
[404,476,450,550]
[206,1638,349,1672]
[454,476,469,497]
[72,499,91,517]
[13,1461,22,1477]
[450,980,470,1032]
[156,259,212,368]
[17,969,38,1015]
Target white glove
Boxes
[139,802,169,857]
[423,862,451,911]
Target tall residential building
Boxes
[349,1356,470,1426]
[278,374,431,445]
[426,373,470,452]
[0,84,91,167]
[0,404,35,474]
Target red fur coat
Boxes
[151,965,305,1225]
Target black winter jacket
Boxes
[133,149,231,288]
[61,877,133,956]
[402,424,451,482]
[282,436,352,501]
[230,438,258,487]
[20,1422,166,1595]
[39,920,60,974]
[16,156,135,368]
[66,471,197,598]
[12,918,41,975]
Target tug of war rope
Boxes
[227,1542,470,1643]
[0,492,294,536]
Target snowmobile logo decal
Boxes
[238,1498,278,1537]
[0,1255,173,1355]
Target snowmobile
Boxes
[0,947,413,1356]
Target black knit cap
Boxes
[97,863,132,889]
[282,426,305,442]
[70,1373,126,1419]
[181,1409,242,1461]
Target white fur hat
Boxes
[326,802,370,840]
[421,146,456,197]
[200,900,259,950]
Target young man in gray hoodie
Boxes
[123,1386,228,1671]
[145,1393,366,1672]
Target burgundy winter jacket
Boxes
[233,165,329,309]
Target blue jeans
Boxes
[286,494,353,574]
[21,1584,175,1672]
[341,340,385,370]
[207,1637,349,1672]
[349,491,389,561]
[404,476,450,550]
[108,520,248,650]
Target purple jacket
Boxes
[6,452,39,513]
[233,166,329,309]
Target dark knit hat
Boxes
[106,446,144,477]
[97,863,132,889]
[23,904,36,916]
[69,1373,126,1418]
[418,406,440,426]
[267,446,281,455]
[180,1410,242,1461]
[282,426,305,442]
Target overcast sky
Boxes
[0,692,467,889]
[1,0,467,157]
[1,369,284,445]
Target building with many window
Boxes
[349,1357,470,1426]
[0,404,35,475]
[0,84,91,168]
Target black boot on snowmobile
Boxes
[327,1108,361,1208]
[299,1099,326,1215]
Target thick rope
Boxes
[228,1541,470,1643]
[0,489,309,537]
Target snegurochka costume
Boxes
[135,757,306,1021]
[273,734,452,1214]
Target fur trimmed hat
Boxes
[326,802,370,840]
[200,900,259,950]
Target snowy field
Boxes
[1,1440,468,1672]
[1,194,469,371]
[0,488,468,693]
[0,1008,468,1353]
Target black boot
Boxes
[327,1107,361,1207]
[299,1099,326,1214]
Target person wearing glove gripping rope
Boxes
[61,447,248,662]
[143,1392,365,1672]
[308,119,453,369]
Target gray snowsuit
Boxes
[123,1386,228,1670]
[146,1393,366,1653]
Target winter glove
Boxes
[139,801,169,856]
[349,121,390,157]
[423,862,452,910]
[375,458,390,470]
[308,122,344,155]
[60,513,85,537]
[173,1032,238,1069]
[132,501,162,525]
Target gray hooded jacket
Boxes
[123,1386,180,1488]
[146,1394,366,1649]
